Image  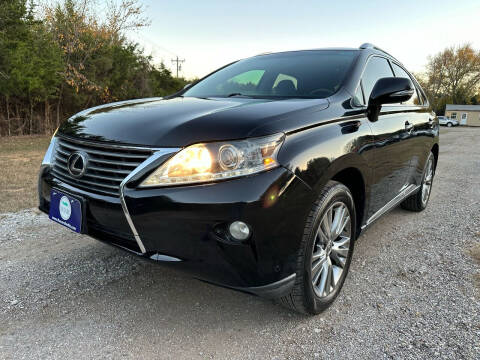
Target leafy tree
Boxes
[0,0,62,135]
[0,0,189,136]
[418,44,480,114]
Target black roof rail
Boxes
[359,43,394,58]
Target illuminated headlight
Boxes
[140,133,285,187]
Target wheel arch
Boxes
[331,167,366,237]
[310,155,370,238]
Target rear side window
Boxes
[361,57,394,101]
[391,63,420,105]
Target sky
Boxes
[130,0,480,79]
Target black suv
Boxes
[39,43,439,314]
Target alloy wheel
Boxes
[422,157,434,206]
[311,202,351,298]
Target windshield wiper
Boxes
[227,93,249,97]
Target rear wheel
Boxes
[279,181,356,314]
[401,151,435,212]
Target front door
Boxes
[461,113,467,125]
[359,56,413,219]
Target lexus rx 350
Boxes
[39,43,439,314]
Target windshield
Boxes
[183,50,358,99]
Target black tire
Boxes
[447,122,452,127]
[401,151,435,212]
[279,181,356,314]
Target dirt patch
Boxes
[0,135,50,213]
[471,241,480,263]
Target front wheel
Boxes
[279,181,356,314]
[447,122,452,127]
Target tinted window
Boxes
[361,57,394,101]
[184,50,358,99]
[220,70,265,95]
[391,63,420,105]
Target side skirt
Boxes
[360,184,420,231]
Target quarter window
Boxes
[353,83,365,106]
[391,63,419,105]
[361,57,394,101]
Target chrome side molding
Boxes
[362,184,420,229]
[119,148,180,253]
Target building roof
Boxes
[445,104,480,111]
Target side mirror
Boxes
[368,77,414,107]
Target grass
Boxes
[0,135,51,213]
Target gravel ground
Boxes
[1,127,479,360]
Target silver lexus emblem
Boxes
[67,151,88,178]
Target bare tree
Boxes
[106,0,150,38]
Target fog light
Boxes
[229,221,250,241]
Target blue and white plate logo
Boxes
[59,196,72,220]
[49,190,82,233]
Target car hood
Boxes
[58,96,329,147]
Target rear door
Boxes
[360,56,414,218]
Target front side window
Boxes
[184,50,358,99]
[361,56,394,101]
[391,63,419,105]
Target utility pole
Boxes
[171,56,185,78]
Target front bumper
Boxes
[39,164,314,297]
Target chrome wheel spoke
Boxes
[331,236,349,267]
[311,201,351,298]
[331,244,349,258]
[421,158,434,205]
[317,227,329,245]
[332,205,348,239]
[321,207,333,240]
[332,265,343,285]
[311,254,327,285]
[324,258,333,295]
[333,235,350,248]
[317,258,331,296]
[312,249,324,261]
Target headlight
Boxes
[140,133,285,187]
[41,132,58,166]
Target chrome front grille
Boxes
[52,136,153,196]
